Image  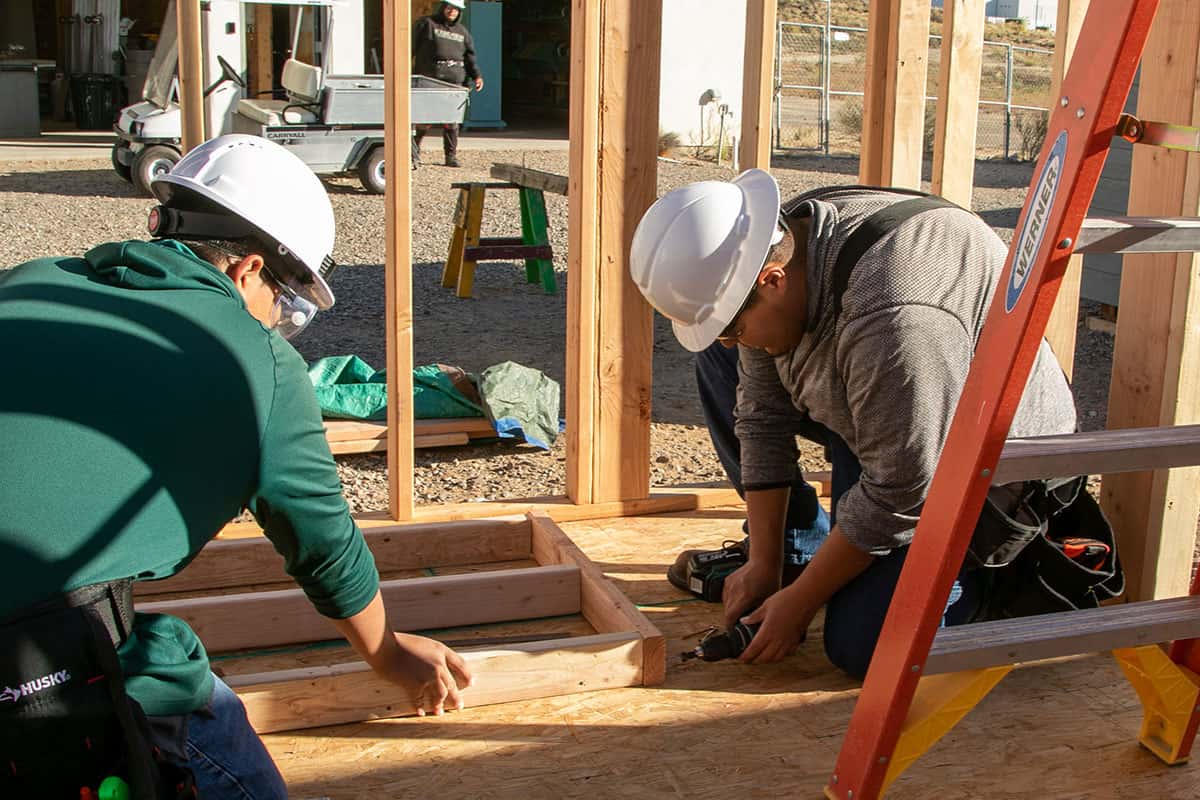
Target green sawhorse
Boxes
[442,181,557,298]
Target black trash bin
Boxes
[70,73,120,130]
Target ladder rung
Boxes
[926,596,1200,675]
[994,424,1200,484]
[1075,215,1200,254]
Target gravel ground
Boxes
[0,147,1117,511]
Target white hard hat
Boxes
[630,169,781,352]
[442,0,466,8]
[150,134,336,311]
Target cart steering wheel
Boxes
[203,55,247,97]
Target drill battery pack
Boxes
[678,545,747,603]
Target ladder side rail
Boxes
[826,2,1161,798]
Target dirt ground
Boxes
[0,147,1117,511]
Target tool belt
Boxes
[0,580,196,799]
[969,476,1125,620]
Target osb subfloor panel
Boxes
[264,506,1200,799]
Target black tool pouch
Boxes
[969,477,1125,621]
[0,581,166,799]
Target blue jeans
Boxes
[696,342,982,679]
[154,675,287,799]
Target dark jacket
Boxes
[412,10,480,85]
[0,240,379,716]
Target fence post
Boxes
[823,3,832,154]
[1003,43,1014,159]
[774,20,784,151]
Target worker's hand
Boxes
[737,586,814,665]
[375,632,473,716]
[722,559,780,630]
[474,76,484,91]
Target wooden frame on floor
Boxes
[194,513,666,733]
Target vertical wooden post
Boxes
[566,0,660,505]
[929,0,983,207]
[1041,0,1091,379]
[383,0,414,521]
[1102,0,1200,601]
[249,4,274,99]
[859,0,932,189]
[176,0,205,152]
[739,0,777,171]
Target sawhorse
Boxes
[442,181,556,299]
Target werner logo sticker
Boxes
[0,669,72,704]
[1006,130,1067,312]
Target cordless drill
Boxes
[680,620,761,662]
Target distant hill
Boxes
[778,0,1057,50]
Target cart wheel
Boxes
[111,142,132,182]
[132,145,181,196]
[358,147,386,194]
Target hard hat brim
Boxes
[670,168,781,353]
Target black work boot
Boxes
[444,153,461,168]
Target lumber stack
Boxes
[323,417,495,454]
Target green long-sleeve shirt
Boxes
[0,240,379,716]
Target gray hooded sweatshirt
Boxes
[735,187,1077,555]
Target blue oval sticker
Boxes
[1006,130,1067,313]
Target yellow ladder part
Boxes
[1114,644,1200,765]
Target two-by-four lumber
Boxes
[528,512,665,684]
[489,163,569,196]
[859,0,930,188]
[993,424,1200,484]
[1102,0,1200,601]
[925,595,1200,675]
[141,565,582,653]
[930,0,984,207]
[329,433,469,455]
[230,632,642,733]
[139,516,532,596]
[324,417,496,443]
[382,0,415,521]
[739,0,777,170]
[565,0,659,505]
[1042,0,1091,381]
[176,0,205,151]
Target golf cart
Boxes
[231,65,467,194]
[113,0,469,196]
[112,0,247,194]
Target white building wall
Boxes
[985,0,1057,29]
[658,0,748,148]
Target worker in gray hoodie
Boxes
[630,171,1082,678]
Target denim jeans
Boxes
[153,674,288,800]
[695,341,982,679]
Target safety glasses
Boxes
[262,265,319,340]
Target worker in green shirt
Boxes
[0,134,471,799]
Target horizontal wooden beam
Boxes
[231,631,642,733]
[993,425,1200,483]
[489,163,569,196]
[529,512,666,684]
[141,516,532,596]
[464,244,553,261]
[213,487,746,542]
[141,565,581,653]
[926,596,1200,674]
[324,417,495,443]
[329,432,470,455]
[1075,215,1200,254]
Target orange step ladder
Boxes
[823,0,1200,796]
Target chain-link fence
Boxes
[775,21,1053,161]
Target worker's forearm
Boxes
[329,590,400,668]
[780,524,873,612]
[745,487,790,576]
